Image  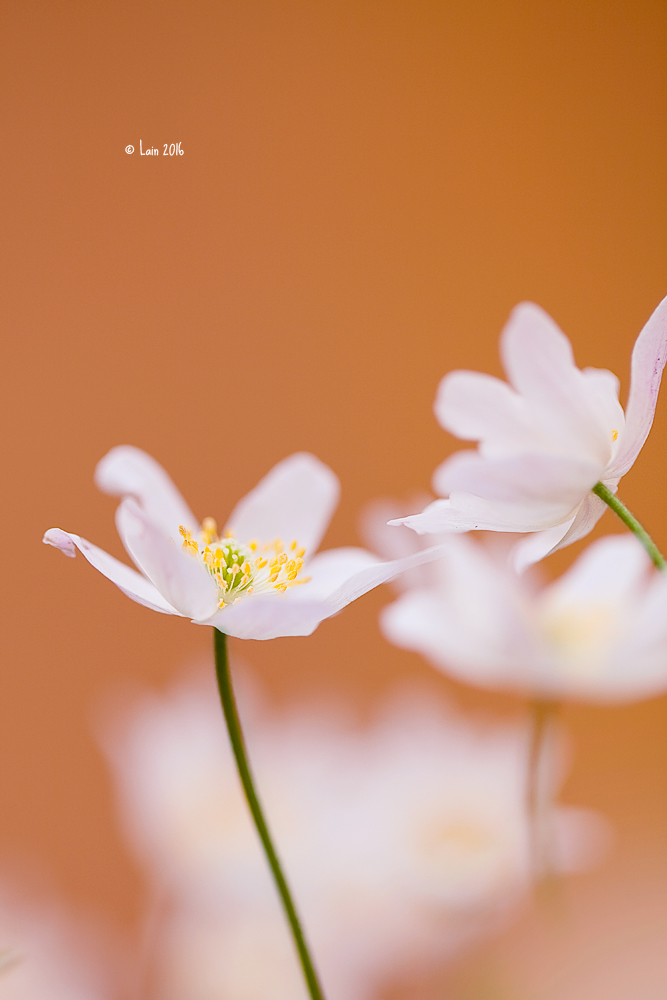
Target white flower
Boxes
[43,447,445,640]
[0,887,112,1000]
[391,297,667,567]
[380,529,667,703]
[100,672,607,1000]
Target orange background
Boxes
[2,2,667,996]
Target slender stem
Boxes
[526,699,559,879]
[593,482,666,570]
[213,629,326,1000]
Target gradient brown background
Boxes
[2,1,667,996]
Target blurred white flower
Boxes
[100,672,607,1000]
[379,524,667,703]
[0,887,113,1000]
[44,447,446,640]
[391,297,667,568]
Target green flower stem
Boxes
[213,629,326,1000]
[592,482,666,571]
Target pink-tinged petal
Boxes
[95,446,199,536]
[116,500,219,620]
[606,294,667,478]
[42,528,179,615]
[224,453,340,555]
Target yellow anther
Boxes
[274,539,284,554]
[225,529,234,538]
[179,525,189,539]
[286,559,296,573]
[290,540,297,551]
[287,571,297,581]
[612,429,618,442]
[256,557,267,569]
[231,563,240,575]
[249,540,258,551]
[278,553,288,565]
[275,583,287,593]
[296,548,306,559]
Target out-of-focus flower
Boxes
[43,447,447,640]
[391,297,667,567]
[380,526,667,703]
[100,672,607,1000]
[0,887,113,1000]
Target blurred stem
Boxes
[526,698,559,881]
[213,629,326,1000]
[593,482,666,570]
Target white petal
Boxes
[606,294,667,478]
[206,543,451,640]
[381,590,521,689]
[312,543,453,616]
[205,597,332,640]
[116,500,219,620]
[95,446,199,536]
[581,367,625,443]
[393,490,576,535]
[511,492,610,572]
[380,537,538,690]
[435,371,539,452]
[42,527,179,615]
[434,450,601,510]
[500,304,610,462]
[359,496,441,591]
[546,533,650,606]
[224,453,340,555]
[390,498,528,534]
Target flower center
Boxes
[540,602,617,675]
[179,518,310,608]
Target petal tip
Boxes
[43,527,77,557]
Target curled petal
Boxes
[42,528,178,615]
[607,294,667,478]
[225,453,340,557]
[95,446,199,537]
[116,500,219,621]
